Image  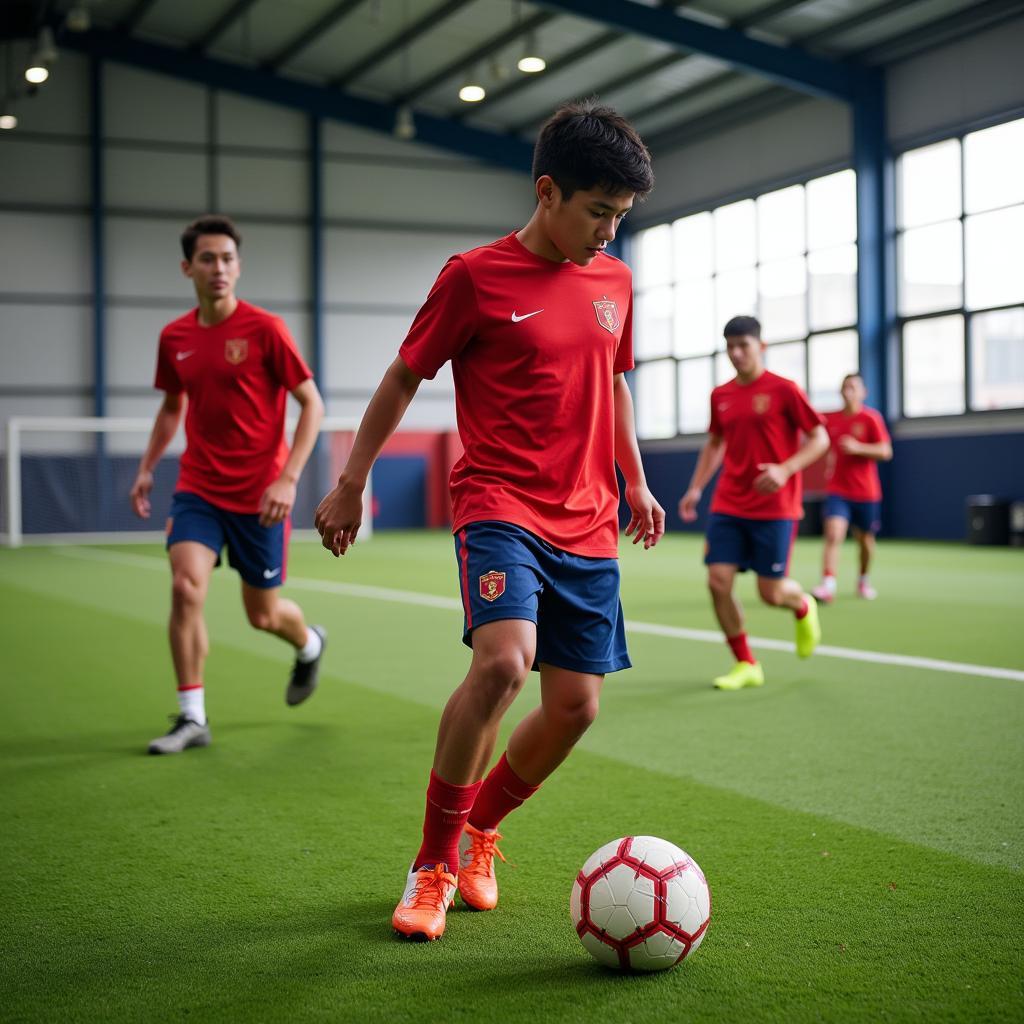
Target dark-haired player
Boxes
[315,102,663,941]
[812,373,893,602]
[131,215,326,755]
[679,316,828,690]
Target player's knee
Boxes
[246,607,277,632]
[757,579,784,606]
[474,648,531,696]
[566,694,600,735]
[707,571,731,598]
[171,571,204,611]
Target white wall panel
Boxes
[234,223,308,304]
[0,139,90,205]
[324,228,499,305]
[106,307,172,388]
[216,93,307,151]
[888,17,1024,144]
[322,120,469,161]
[325,312,410,392]
[640,99,851,224]
[323,159,531,227]
[218,154,309,218]
[326,395,456,431]
[0,304,92,386]
[106,148,209,210]
[12,51,89,136]
[0,213,90,294]
[106,217,194,299]
[104,64,207,144]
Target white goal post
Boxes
[2,415,371,548]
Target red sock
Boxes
[726,632,756,665]
[468,752,541,831]
[795,598,809,620]
[414,770,482,872]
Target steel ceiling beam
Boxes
[264,0,368,71]
[533,0,861,100]
[192,0,264,53]
[59,27,534,172]
[393,9,558,107]
[329,0,476,90]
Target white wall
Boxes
[0,55,532,440]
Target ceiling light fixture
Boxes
[25,27,57,85]
[517,33,545,73]
[394,104,416,140]
[458,69,485,103]
[0,111,17,130]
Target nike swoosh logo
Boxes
[262,567,281,579]
[511,309,543,323]
[176,350,196,361]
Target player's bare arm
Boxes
[130,391,185,519]
[754,424,830,494]
[612,373,665,549]
[837,435,893,461]
[679,434,725,522]
[259,378,325,528]
[314,356,423,556]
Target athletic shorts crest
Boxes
[455,521,630,676]
[824,495,882,534]
[166,491,289,589]
[704,512,797,579]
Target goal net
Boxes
[1,416,371,547]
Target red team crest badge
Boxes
[593,298,620,334]
[479,571,506,602]
[225,338,248,365]
[752,393,771,414]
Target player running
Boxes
[812,373,893,603]
[679,316,829,691]
[314,102,664,941]
[131,215,326,755]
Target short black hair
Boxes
[842,372,863,387]
[532,99,654,201]
[723,315,761,339]
[181,215,242,261]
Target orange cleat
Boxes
[458,823,506,911]
[392,863,457,941]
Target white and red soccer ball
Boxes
[570,835,711,972]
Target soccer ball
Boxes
[570,835,711,972]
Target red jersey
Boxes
[708,371,825,520]
[154,300,312,513]
[399,232,634,558]
[823,406,889,502]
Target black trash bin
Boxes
[1010,501,1024,548]
[966,495,1009,545]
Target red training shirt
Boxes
[155,300,312,513]
[823,407,890,502]
[708,370,825,520]
[399,232,634,558]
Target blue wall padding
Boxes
[372,455,427,529]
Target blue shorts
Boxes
[824,495,882,534]
[704,513,797,578]
[166,491,288,589]
[454,521,630,676]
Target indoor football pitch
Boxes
[1,532,1022,1023]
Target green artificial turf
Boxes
[1,534,1022,1023]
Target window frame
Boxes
[895,115,1024,419]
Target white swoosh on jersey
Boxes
[176,350,196,361]
[511,309,544,322]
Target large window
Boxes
[632,170,859,439]
[898,116,1024,416]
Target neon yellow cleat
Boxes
[795,594,821,658]
[713,661,765,690]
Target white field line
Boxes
[51,546,1024,684]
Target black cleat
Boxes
[286,625,327,706]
